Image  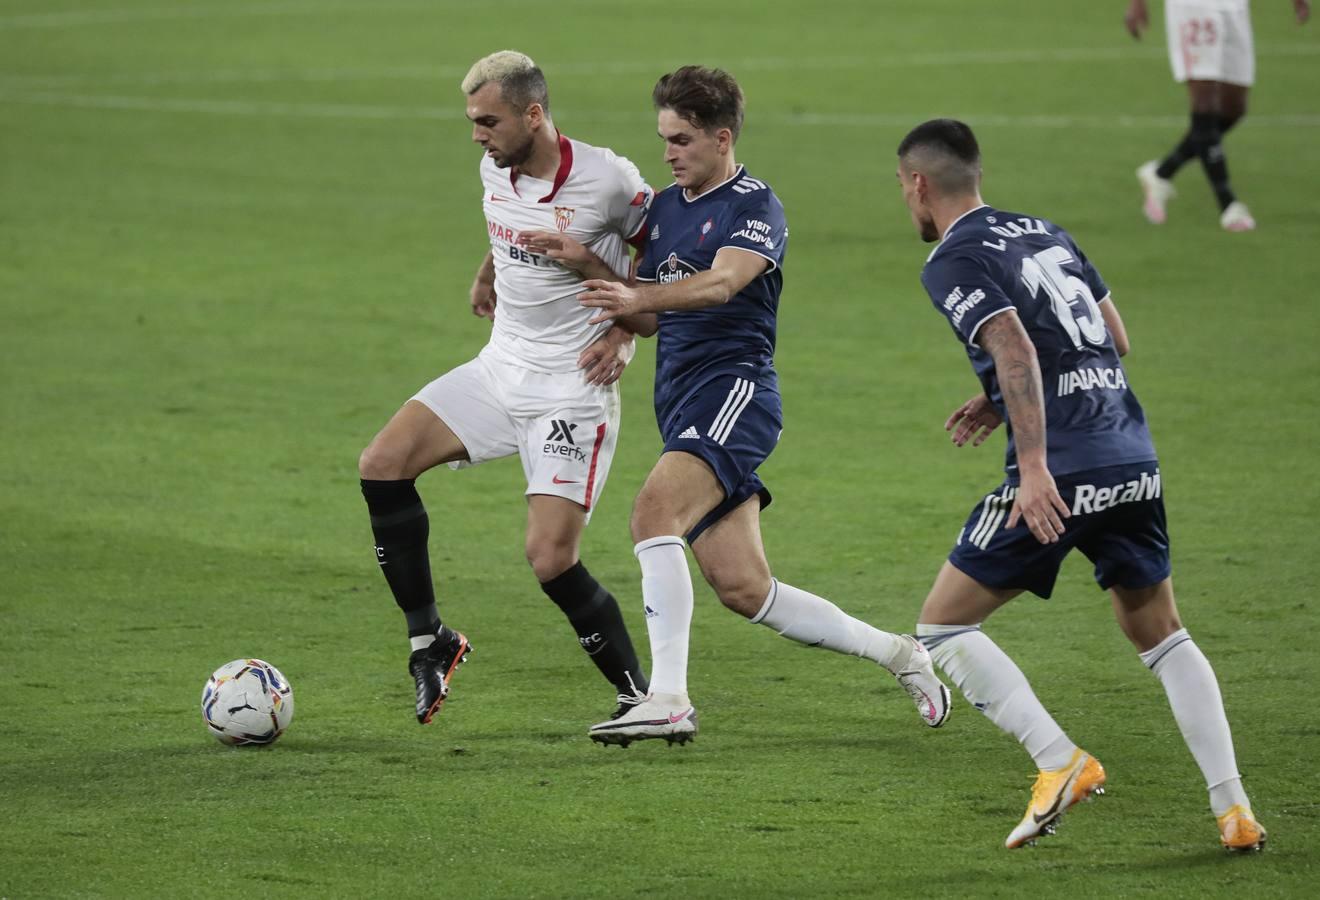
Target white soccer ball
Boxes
[201,658,294,746]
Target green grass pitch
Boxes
[3,1,1319,895]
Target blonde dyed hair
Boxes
[461,50,549,113]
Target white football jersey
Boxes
[480,135,652,373]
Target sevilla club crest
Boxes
[554,206,575,232]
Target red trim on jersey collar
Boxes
[509,133,574,203]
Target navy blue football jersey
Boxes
[920,205,1156,480]
[637,167,787,430]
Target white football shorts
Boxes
[410,347,620,516]
[1166,2,1255,86]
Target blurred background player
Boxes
[358,51,655,727]
[578,66,950,747]
[896,118,1265,851]
[1127,0,1311,231]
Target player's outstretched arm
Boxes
[471,251,496,320]
[1099,296,1130,356]
[578,247,767,321]
[516,230,623,283]
[976,311,1070,544]
[615,313,658,337]
[1124,0,1149,38]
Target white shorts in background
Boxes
[410,348,620,516]
[1166,2,1255,86]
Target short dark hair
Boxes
[652,66,744,141]
[896,119,981,193]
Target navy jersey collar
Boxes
[926,203,990,263]
[680,165,745,204]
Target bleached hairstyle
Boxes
[461,50,550,114]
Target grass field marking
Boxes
[0,0,499,30]
[2,43,1318,89]
[4,89,1319,131]
[0,90,469,120]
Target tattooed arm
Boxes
[975,310,1071,543]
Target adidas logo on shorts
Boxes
[678,426,700,440]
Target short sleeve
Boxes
[1071,240,1110,303]
[920,252,1015,346]
[637,231,657,282]
[606,155,653,249]
[717,191,787,272]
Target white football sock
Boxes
[635,536,693,697]
[751,579,907,671]
[1139,628,1249,816]
[918,623,1077,771]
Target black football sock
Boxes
[361,479,441,645]
[1185,112,1235,210]
[1156,136,1197,180]
[1156,114,1201,180]
[541,561,649,696]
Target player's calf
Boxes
[540,560,650,700]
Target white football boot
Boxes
[1220,201,1256,232]
[588,691,697,747]
[1136,161,1175,224]
[893,635,952,728]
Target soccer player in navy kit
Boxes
[577,66,950,747]
[896,118,1264,850]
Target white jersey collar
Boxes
[510,132,574,203]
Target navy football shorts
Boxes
[948,460,1170,599]
[660,373,781,543]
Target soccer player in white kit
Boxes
[1127,0,1310,231]
[358,51,657,728]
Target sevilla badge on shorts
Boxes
[555,206,575,232]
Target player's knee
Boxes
[628,509,657,543]
[713,579,768,619]
[700,561,769,619]
[1190,114,1222,146]
[525,537,576,583]
[357,441,404,481]
[629,487,679,542]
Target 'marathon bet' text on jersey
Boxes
[919,205,1157,480]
